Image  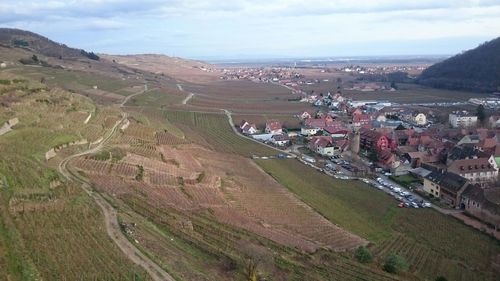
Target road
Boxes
[59,84,175,281]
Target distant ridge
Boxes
[0,28,95,59]
[418,37,500,93]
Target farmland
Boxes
[180,80,311,114]
[257,159,500,281]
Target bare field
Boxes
[180,80,310,114]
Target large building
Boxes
[448,156,499,184]
[460,185,500,230]
[423,170,468,207]
[449,112,478,128]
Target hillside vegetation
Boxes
[0,28,99,60]
[418,37,500,92]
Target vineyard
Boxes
[257,159,500,281]
[0,75,151,280]
[163,110,276,156]
[10,186,151,281]
[115,192,407,281]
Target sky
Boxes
[1,0,500,60]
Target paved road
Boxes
[59,85,175,281]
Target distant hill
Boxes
[0,28,98,60]
[101,54,219,83]
[418,37,500,93]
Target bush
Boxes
[383,252,408,274]
[435,277,448,281]
[355,246,373,263]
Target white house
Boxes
[265,120,283,135]
[240,120,258,135]
[301,126,320,136]
[413,113,427,126]
[271,134,290,146]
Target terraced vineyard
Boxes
[163,110,276,156]
[0,76,151,280]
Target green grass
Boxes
[257,159,500,281]
[389,175,421,188]
[10,66,138,95]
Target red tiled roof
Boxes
[266,120,282,131]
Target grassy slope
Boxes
[257,159,500,281]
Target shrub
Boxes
[355,246,373,263]
[435,277,448,281]
[383,252,408,274]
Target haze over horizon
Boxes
[1,0,499,60]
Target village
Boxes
[238,90,500,238]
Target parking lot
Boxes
[321,158,432,209]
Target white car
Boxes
[422,202,432,208]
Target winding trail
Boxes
[59,84,175,281]
[177,84,195,105]
[121,84,149,106]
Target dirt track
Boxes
[59,85,175,281]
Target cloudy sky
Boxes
[1,0,500,59]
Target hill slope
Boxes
[418,37,500,92]
[0,28,97,59]
[101,54,219,83]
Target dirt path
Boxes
[121,84,149,107]
[177,83,196,105]
[182,92,195,105]
[59,84,175,281]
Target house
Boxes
[448,155,499,184]
[297,111,312,120]
[304,115,335,130]
[270,134,290,146]
[423,170,468,207]
[309,136,334,156]
[488,115,500,128]
[239,120,258,135]
[359,129,392,152]
[324,127,349,138]
[352,114,373,128]
[460,185,500,230]
[265,120,283,135]
[449,112,478,128]
[301,126,320,136]
[413,113,427,126]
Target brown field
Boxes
[101,54,220,84]
[180,80,311,114]
[70,144,367,253]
